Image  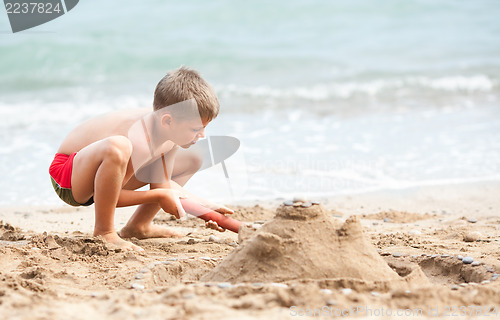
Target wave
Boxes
[218,74,497,101]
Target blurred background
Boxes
[1,0,499,206]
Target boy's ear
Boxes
[161,113,173,127]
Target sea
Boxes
[1,0,499,206]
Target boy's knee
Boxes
[103,136,132,164]
[189,152,203,172]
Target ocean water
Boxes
[0,0,499,205]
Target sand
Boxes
[1,181,500,319]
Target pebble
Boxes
[252,283,264,287]
[451,285,459,290]
[468,217,478,223]
[340,288,352,295]
[392,252,402,258]
[326,299,337,306]
[409,230,422,235]
[166,258,178,261]
[300,202,312,208]
[463,231,482,242]
[217,282,232,289]
[200,257,212,261]
[161,261,172,265]
[138,269,149,274]
[208,235,220,243]
[412,255,419,258]
[372,222,379,226]
[270,283,288,288]
[131,283,145,290]
[471,261,480,266]
[481,280,490,285]
[457,255,463,260]
[459,283,468,287]
[311,201,320,205]
[187,238,196,245]
[370,291,380,297]
[462,257,474,264]
[380,252,391,256]
[383,218,390,223]
[135,274,144,280]
[492,274,499,281]
[431,254,439,258]
[283,200,294,206]
[293,195,307,203]
[441,254,450,258]
[320,289,332,295]
[486,267,495,273]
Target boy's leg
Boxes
[71,136,143,252]
[170,148,203,186]
[119,176,182,239]
[119,150,202,239]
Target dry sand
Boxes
[1,181,499,319]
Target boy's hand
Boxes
[204,203,234,232]
[207,203,234,215]
[206,220,226,232]
[156,189,186,219]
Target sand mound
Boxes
[202,203,423,285]
[0,221,25,241]
[30,233,111,257]
[384,255,491,285]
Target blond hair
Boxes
[153,66,219,121]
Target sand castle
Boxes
[202,201,426,286]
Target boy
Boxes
[49,67,233,252]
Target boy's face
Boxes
[171,117,210,149]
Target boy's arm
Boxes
[168,180,234,215]
[149,151,233,215]
[117,146,185,217]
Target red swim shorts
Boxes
[49,153,94,207]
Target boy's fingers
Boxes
[215,206,234,215]
[205,220,226,232]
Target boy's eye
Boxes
[192,128,201,132]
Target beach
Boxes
[1,1,500,319]
[1,181,499,319]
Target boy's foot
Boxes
[98,232,145,253]
[119,224,183,240]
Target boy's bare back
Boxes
[58,108,152,155]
